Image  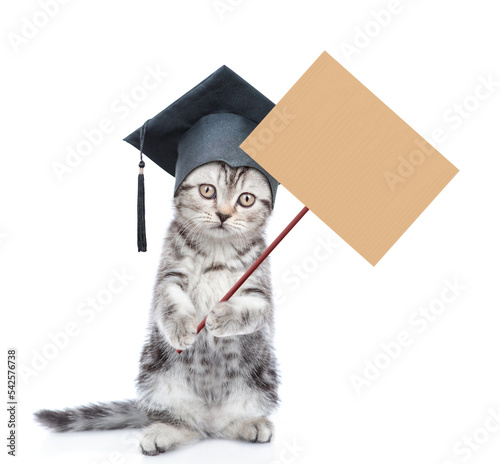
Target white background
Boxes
[1,0,500,463]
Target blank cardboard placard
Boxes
[241,51,459,265]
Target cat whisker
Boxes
[172,217,204,252]
[172,218,197,248]
[179,221,206,255]
[190,222,209,250]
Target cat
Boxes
[35,161,279,456]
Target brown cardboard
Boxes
[241,51,459,266]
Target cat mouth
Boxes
[212,224,229,233]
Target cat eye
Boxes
[199,184,216,199]
[238,192,255,207]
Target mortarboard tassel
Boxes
[137,124,147,252]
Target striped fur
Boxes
[35,162,279,455]
[34,400,148,432]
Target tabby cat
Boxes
[35,161,279,456]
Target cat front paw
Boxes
[206,301,245,337]
[163,314,198,350]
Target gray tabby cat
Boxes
[35,161,279,456]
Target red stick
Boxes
[176,206,309,354]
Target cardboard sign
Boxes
[241,51,459,265]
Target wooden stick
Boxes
[176,206,309,354]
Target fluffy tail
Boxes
[34,400,149,432]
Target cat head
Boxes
[173,161,273,241]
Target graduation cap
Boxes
[124,65,279,251]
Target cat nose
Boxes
[216,212,231,224]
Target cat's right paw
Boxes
[140,423,199,455]
[163,314,198,351]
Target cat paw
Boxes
[140,423,198,455]
[239,417,274,443]
[140,423,172,456]
[206,301,243,337]
[163,314,198,350]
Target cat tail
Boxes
[34,399,149,432]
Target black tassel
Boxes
[137,160,147,252]
[137,123,147,252]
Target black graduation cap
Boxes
[124,65,280,252]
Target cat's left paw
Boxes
[238,417,274,443]
[206,301,244,337]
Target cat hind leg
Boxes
[220,416,274,444]
[140,422,201,456]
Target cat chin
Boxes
[204,225,256,243]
